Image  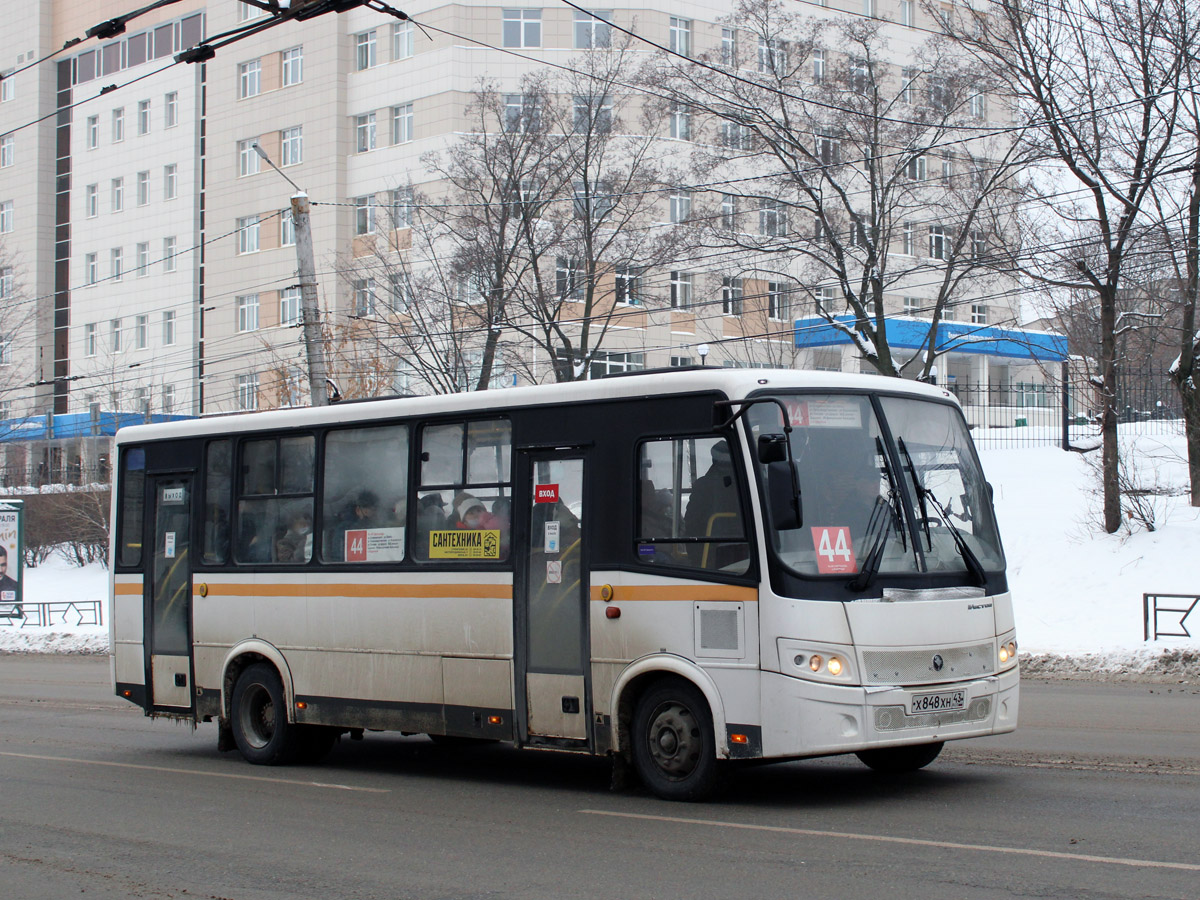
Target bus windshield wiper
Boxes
[847,494,892,591]
[897,438,986,586]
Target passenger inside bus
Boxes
[684,441,746,568]
[274,507,313,563]
[326,489,379,561]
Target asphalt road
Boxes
[1,655,1197,900]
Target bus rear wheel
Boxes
[631,679,718,801]
[855,741,944,774]
[231,663,303,765]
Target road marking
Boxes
[579,809,1200,872]
[0,750,389,793]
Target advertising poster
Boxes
[0,501,23,606]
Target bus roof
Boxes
[113,368,958,445]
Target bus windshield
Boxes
[747,392,1004,582]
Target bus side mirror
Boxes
[766,460,801,530]
[757,434,788,464]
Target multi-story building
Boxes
[1,0,1060,472]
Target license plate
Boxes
[909,690,966,714]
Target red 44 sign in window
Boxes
[811,526,857,574]
[345,529,367,562]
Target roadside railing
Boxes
[1143,593,1199,641]
[0,600,104,628]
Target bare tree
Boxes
[655,0,1030,381]
[0,241,36,426]
[936,0,1190,532]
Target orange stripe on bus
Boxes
[590,585,757,603]
[113,582,142,595]
[193,583,513,600]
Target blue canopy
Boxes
[794,316,1068,362]
[0,411,191,443]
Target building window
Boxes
[669,104,691,141]
[237,374,259,411]
[971,229,987,259]
[941,154,953,180]
[670,355,693,368]
[164,164,178,199]
[721,194,738,230]
[850,58,870,94]
[390,273,412,310]
[239,139,260,177]
[112,107,125,142]
[393,22,414,59]
[721,276,742,315]
[390,187,414,228]
[111,318,123,352]
[238,216,261,254]
[721,27,736,65]
[162,384,175,414]
[237,294,260,332]
[573,180,613,220]
[111,178,124,212]
[759,200,786,237]
[136,242,149,276]
[282,46,303,85]
[669,191,691,224]
[85,252,97,284]
[669,17,692,57]
[137,99,151,135]
[615,265,641,305]
[587,351,644,379]
[0,70,12,102]
[354,196,376,235]
[353,278,378,315]
[503,9,542,48]
[907,154,927,181]
[392,104,413,144]
[111,247,123,281]
[768,282,789,321]
[356,112,376,152]
[929,225,947,260]
[162,310,176,345]
[239,59,261,98]
[970,92,987,120]
[86,115,99,149]
[85,183,98,217]
[971,303,988,325]
[0,266,10,300]
[902,220,916,255]
[164,91,178,127]
[812,49,825,83]
[817,132,839,165]
[901,0,914,27]
[758,38,787,74]
[504,93,542,133]
[134,314,148,349]
[863,0,876,15]
[575,9,612,48]
[556,257,584,300]
[136,170,150,205]
[280,208,295,246]
[280,126,302,166]
[356,30,377,70]
[721,120,753,151]
[163,236,177,272]
[901,67,917,104]
[903,295,921,315]
[0,134,12,168]
[0,200,10,234]
[85,323,97,356]
[573,94,612,133]
[670,271,693,308]
[281,287,302,325]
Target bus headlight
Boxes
[997,633,1018,671]
[780,639,855,684]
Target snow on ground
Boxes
[2,427,1197,680]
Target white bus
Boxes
[110,369,1017,800]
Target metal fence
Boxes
[953,364,1185,450]
[0,600,104,628]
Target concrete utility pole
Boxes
[290,192,329,407]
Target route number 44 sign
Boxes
[811,526,857,574]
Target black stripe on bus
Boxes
[295,695,515,741]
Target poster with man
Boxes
[0,500,22,607]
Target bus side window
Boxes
[117,447,146,568]
[202,440,231,565]
[635,436,749,575]
[321,424,409,564]
[416,419,511,562]
[234,435,315,565]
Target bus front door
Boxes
[517,454,589,743]
[145,475,193,711]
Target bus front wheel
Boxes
[631,679,718,801]
[231,663,303,765]
[855,741,944,774]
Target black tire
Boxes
[855,741,944,774]
[230,663,302,765]
[631,679,719,801]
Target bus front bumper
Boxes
[758,667,1019,759]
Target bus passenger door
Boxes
[516,454,589,743]
[145,475,193,711]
